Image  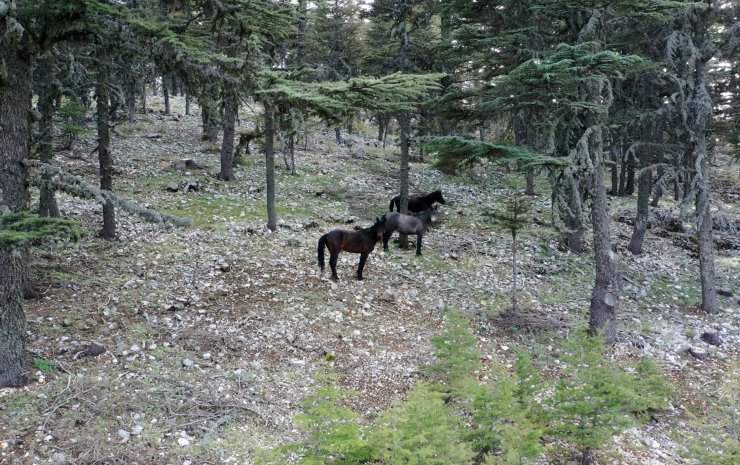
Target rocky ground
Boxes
[1,96,738,465]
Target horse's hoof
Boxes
[416,253,422,256]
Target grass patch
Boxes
[162,195,247,229]
[33,358,55,373]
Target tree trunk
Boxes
[162,75,170,115]
[334,127,341,144]
[398,113,411,249]
[264,106,277,231]
[610,149,619,195]
[628,139,652,255]
[296,0,307,67]
[511,231,518,313]
[617,148,627,196]
[588,126,618,344]
[624,151,635,195]
[0,37,33,388]
[185,90,190,115]
[378,113,385,142]
[0,246,30,388]
[201,87,219,143]
[96,50,116,239]
[650,146,664,207]
[123,69,137,122]
[692,61,718,314]
[36,52,60,218]
[525,170,535,196]
[217,86,237,181]
[141,80,147,113]
[151,76,157,96]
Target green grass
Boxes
[33,358,55,373]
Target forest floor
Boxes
[1,96,739,465]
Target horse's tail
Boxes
[317,234,328,271]
[389,197,397,212]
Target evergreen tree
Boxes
[370,383,474,465]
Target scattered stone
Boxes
[202,352,212,360]
[304,221,320,229]
[182,358,195,368]
[379,288,397,303]
[83,343,106,357]
[166,182,180,192]
[717,288,733,297]
[330,301,347,313]
[177,437,191,447]
[172,158,203,171]
[117,429,131,443]
[700,331,722,346]
[144,133,162,139]
[687,347,709,360]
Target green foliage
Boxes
[629,357,672,417]
[259,72,444,124]
[681,361,739,464]
[369,383,474,465]
[275,370,370,465]
[424,311,481,399]
[32,357,55,374]
[485,197,531,238]
[0,212,86,246]
[470,356,545,465]
[426,136,570,173]
[547,330,671,462]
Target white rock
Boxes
[118,429,131,443]
[177,437,191,447]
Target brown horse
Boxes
[317,217,386,280]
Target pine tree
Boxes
[369,383,474,465]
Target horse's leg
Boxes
[383,231,391,250]
[329,251,340,280]
[416,232,423,256]
[357,253,368,280]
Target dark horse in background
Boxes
[318,217,386,280]
[389,189,446,213]
[382,206,438,256]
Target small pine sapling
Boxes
[369,383,474,465]
[486,197,530,314]
[470,355,545,465]
[57,98,89,150]
[275,370,369,465]
[682,361,739,464]
[424,311,482,401]
[546,331,670,465]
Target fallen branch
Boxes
[23,160,191,228]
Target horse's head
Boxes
[432,190,446,205]
[373,216,386,240]
[429,205,439,223]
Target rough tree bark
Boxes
[628,135,653,254]
[0,20,33,387]
[162,75,170,115]
[264,106,277,231]
[398,113,411,249]
[588,126,619,344]
[36,52,60,218]
[218,86,237,181]
[692,60,718,314]
[96,49,116,239]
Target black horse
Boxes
[382,206,438,256]
[389,189,446,213]
[318,217,386,280]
